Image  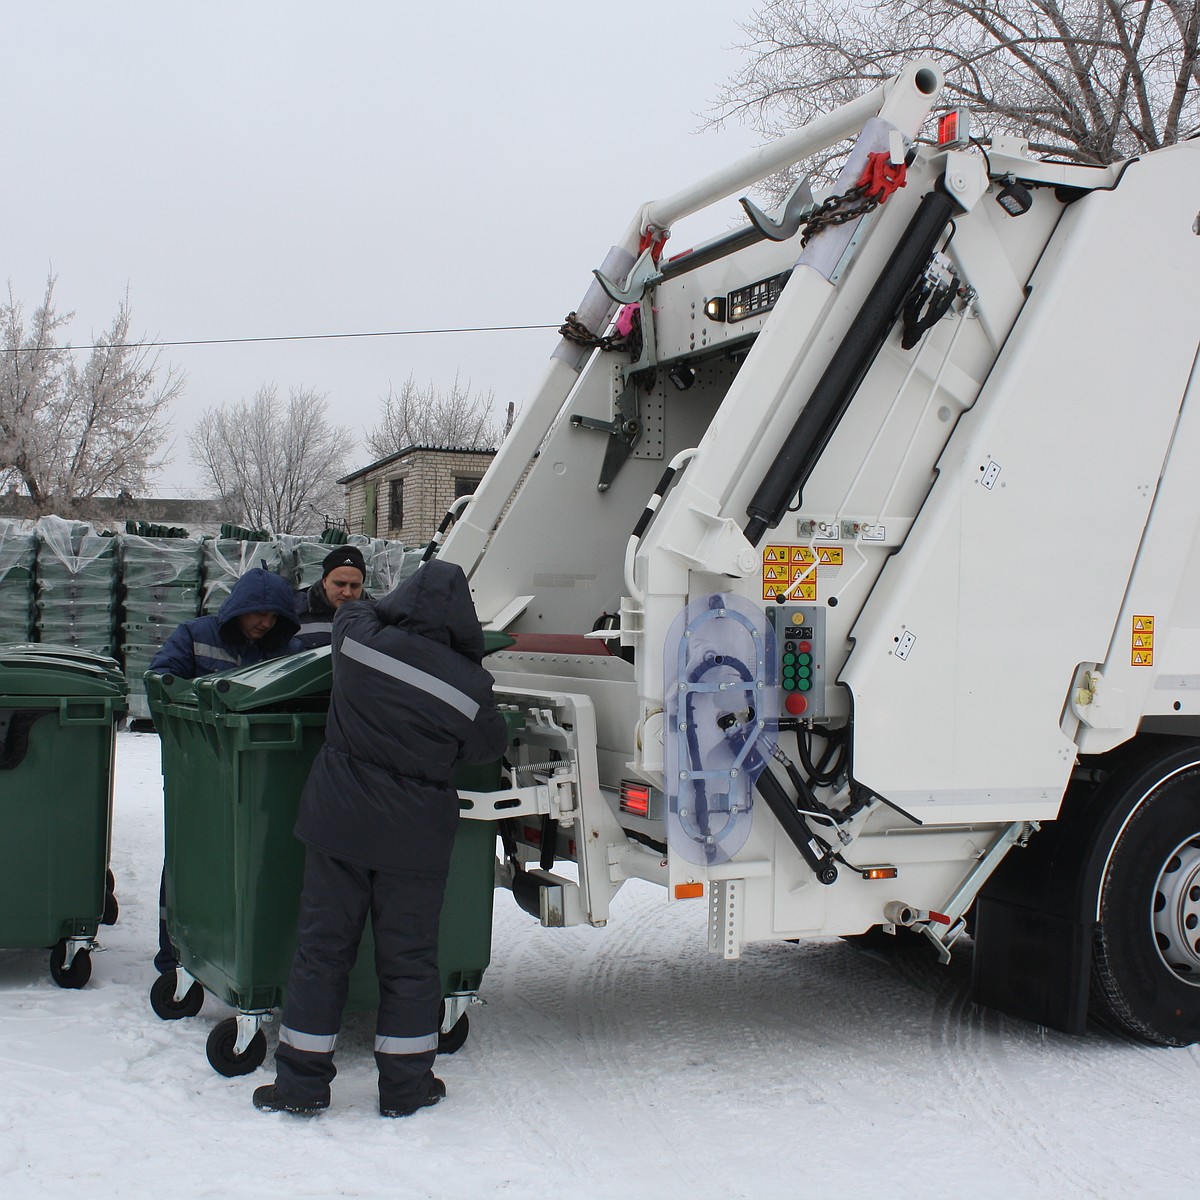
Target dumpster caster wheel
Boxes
[206,1018,267,1077]
[438,1013,469,1055]
[103,869,119,926]
[150,971,204,1020]
[49,940,92,989]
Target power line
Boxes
[0,321,561,353]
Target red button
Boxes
[799,641,812,653]
[785,694,808,715]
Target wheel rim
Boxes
[1151,836,1200,984]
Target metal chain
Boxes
[797,181,882,247]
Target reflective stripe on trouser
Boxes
[273,847,448,1111]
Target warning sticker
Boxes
[1131,615,1155,667]
[763,580,790,601]
[817,547,844,566]
[790,547,817,564]
[764,563,790,581]
[763,546,789,564]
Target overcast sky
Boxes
[4,1,769,494]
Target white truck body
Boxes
[442,62,1200,1043]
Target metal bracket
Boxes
[593,244,661,305]
[739,175,817,241]
[571,375,646,491]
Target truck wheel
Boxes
[1091,762,1200,1046]
[205,1018,267,1077]
[149,971,204,1020]
[49,941,92,989]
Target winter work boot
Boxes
[380,1076,446,1118]
[252,1084,327,1116]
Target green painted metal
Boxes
[0,646,127,948]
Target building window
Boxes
[454,476,481,499]
[389,478,404,529]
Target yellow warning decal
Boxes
[791,582,818,601]
[817,547,844,566]
[790,547,817,564]
[790,564,816,582]
[763,580,790,601]
[763,546,789,564]
[764,563,790,581]
[1131,615,1155,666]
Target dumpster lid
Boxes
[190,630,514,714]
[0,643,128,698]
[195,647,334,712]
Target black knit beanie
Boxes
[321,546,367,579]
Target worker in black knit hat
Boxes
[294,546,368,648]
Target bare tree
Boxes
[0,277,181,512]
[711,0,1200,197]
[189,384,355,534]
[365,373,503,460]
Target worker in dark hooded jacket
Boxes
[150,567,303,678]
[253,559,507,1119]
[149,567,302,974]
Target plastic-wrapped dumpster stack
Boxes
[364,538,423,594]
[34,516,119,657]
[201,537,290,615]
[0,522,37,645]
[119,533,203,720]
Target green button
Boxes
[798,678,812,692]
[797,653,812,667]
[783,664,796,679]
[782,652,796,665]
[797,666,811,680]
[783,679,796,691]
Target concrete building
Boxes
[338,445,495,545]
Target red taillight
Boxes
[937,108,970,148]
[619,780,651,817]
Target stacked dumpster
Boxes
[119,532,203,721]
[200,535,290,615]
[0,522,37,644]
[34,516,119,657]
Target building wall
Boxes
[343,449,493,545]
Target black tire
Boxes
[49,940,92,989]
[1091,759,1200,1046]
[438,1013,470,1055]
[206,1017,267,1077]
[149,971,205,1020]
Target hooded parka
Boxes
[293,558,507,873]
[150,568,302,679]
[272,559,507,1116]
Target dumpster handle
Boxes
[0,709,54,771]
[234,715,307,752]
[59,698,120,726]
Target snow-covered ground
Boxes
[2,731,1198,1199]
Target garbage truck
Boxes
[432,59,1200,1046]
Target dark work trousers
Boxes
[273,847,447,1112]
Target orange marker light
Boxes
[674,882,705,899]
[860,866,899,881]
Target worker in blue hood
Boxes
[253,559,507,1119]
[150,567,303,678]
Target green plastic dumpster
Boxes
[146,637,514,1077]
[0,643,128,987]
